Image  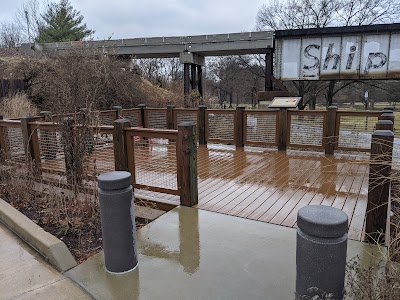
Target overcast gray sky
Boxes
[0,0,266,39]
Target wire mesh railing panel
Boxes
[207,111,235,141]
[87,129,115,175]
[245,112,277,145]
[176,112,198,130]
[132,138,178,191]
[37,127,66,172]
[289,113,325,147]
[99,112,116,126]
[337,115,378,151]
[123,110,140,127]
[147,111,167,129]
[4,127,25,163]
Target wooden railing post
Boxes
[138,104,146,128]
[21,116,41,171]
[235,106,245,148]
[113,119,131,171]
[113,106,123,120]
[376,120,394,131]
[62,117,75,183]
[365,129,394,243]
[278,108,288,151]
[198,105,207,145]
[324,106,337,155]
[39,111,52,121]
[379,111,395,123]
[167,105,175,130]
[177,122,198,207]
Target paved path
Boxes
[0,223,91,300]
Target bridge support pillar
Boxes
[191,64,198,91]
[265,48,273,91]
[180,52,205,106]
[184,63,191,99]
[197,65,203,100]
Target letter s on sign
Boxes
[303,44,321,71]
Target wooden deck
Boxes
[40,143,370,241]
[136,144,369,241]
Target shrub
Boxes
[0,92,38,118]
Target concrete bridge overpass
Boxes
[21,23,400,99]
[21,31,274,98]
[21,31,274,58]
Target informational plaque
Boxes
[268,97,301,108]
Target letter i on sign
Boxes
[346,46,357,70]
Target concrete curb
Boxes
[0,198,77,272]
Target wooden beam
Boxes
[177,122,198,207]
[365,130,394,243]
[324,106,337,155]
[198,105,207,145]
[113,119,131,171]
[234,106,245,148]
[278,109,288,151]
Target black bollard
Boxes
[98,171,138,273]
[296,205,348,300]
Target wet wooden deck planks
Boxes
[193,145,369,241]
[41,143,370,241]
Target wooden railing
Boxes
[0,106,396,213]
[1,106,394,167]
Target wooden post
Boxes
[198,105,207,145]
[376,120,394,131]
[39,111,52,121]
[21,116,41,171]
[167,105,175,130]
[113,106,123,120]
[235,106,245,148]
[63,117,75,183]
[278,108,288,151]
[177,122,198,207]
[138,104,146,127]
[379,112,394,123]
[324,106,337,155]
[365,130,394,243]
[113,119,131,171]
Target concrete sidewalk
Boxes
[66,207,383,300]
[0,223,92,300]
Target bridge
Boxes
[21,31,274,98]
[20,23,400,99]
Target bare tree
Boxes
[338,0,400,26]
[0,23,22,47]
[256,0,341,30]
[207,56,264,107]
[14,0,44,43]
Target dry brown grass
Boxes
[0,92,38,118]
